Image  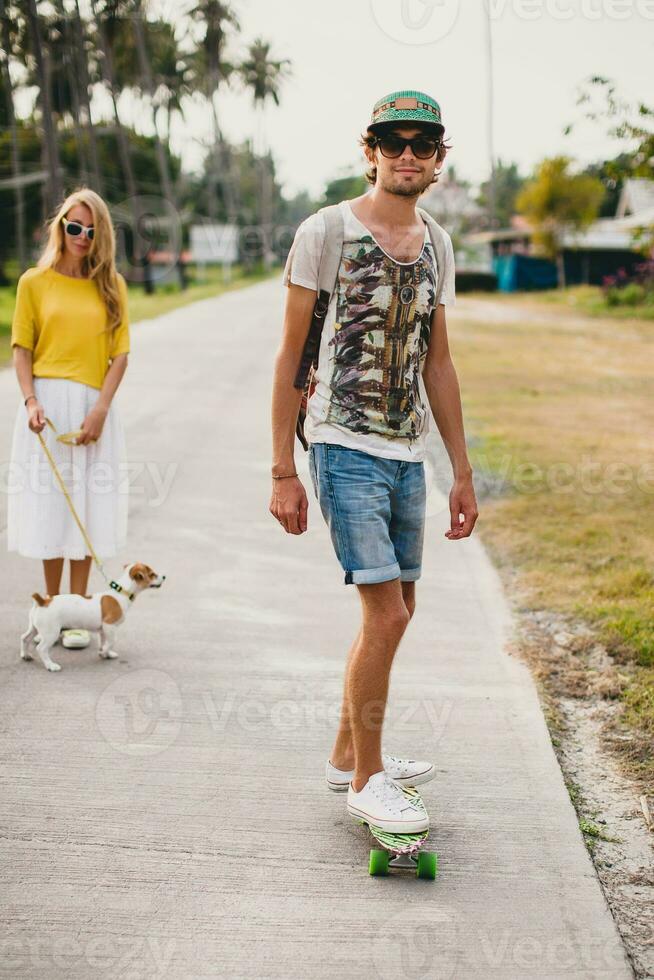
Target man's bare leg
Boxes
[334,579,413,792]
[329,581,416,771]
[328,626,361,771]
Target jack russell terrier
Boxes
[20,562,165,672]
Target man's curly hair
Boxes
[359,123,452,186]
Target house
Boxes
[462,178,654,291]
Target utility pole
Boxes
[483,1,497,229]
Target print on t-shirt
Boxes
[325,234,437,441]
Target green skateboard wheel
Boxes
[416,851,438,880]
[369,848,390,876]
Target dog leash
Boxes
[34,417,135,601]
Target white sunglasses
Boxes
[62,217,95,241]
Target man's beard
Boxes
[378,170,434,198]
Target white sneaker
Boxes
[326,749,435,792]
[60,629,91,650]
[347,771,429,833]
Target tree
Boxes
[516,156,605,287]
[25,0,63,210]
[187,0,239,221]
[91,0,153,290]
[321,174,367,209]
[48,0,90,181]
[131,0,185,287]
[144,18,192,145]
[0,118,182,280]
[239,37,290,266]
[0,0,27,270]
[71,0,104,194]
[565,76,654,253]
[477,160,525,230]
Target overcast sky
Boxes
[170,0,653,199]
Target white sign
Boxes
[190,224,239,264]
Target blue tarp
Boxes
[493,254,558,292]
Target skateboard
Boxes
[354,785,438,879]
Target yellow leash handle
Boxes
[44,417,83,445]
[35,417,107,580]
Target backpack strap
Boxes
[293,204,344,390]
[416,206,450,307]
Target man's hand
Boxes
[77,405,108,445]
[269,476,309,534]
[445,474,478,539]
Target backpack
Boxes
[290,202,452,451]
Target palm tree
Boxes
[91,0,153,291]
[144,17,191,147]
[483,3,497,229]
[239,37,290,265]
[188,0,239,221]
[48,1,90,180]
[25,0,63,210]
[131,0,185,287]
[71,0,104,194]
[0,0,27,269]
[91,0,136,195]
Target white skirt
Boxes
[6,377,128,560]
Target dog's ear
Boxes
[129,562,148,584]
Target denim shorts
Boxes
[307,442,426,586]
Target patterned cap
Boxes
[368,90,444,135]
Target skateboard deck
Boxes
[354,785,438,879]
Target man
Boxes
[270,90,478,832]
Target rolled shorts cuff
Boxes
[346,562,401,585]
[399,566,422,582]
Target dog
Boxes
[20,562,165,672]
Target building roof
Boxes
[460,178,654,255]
[616,178,654,218]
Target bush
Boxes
[602,260,654,307]
[605,283,646,306]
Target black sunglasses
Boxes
[372,134,441,160]
[62,217,94,240]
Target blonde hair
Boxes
[38,187,123,332]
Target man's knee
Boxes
[358,581,412,638]
[384,604,411,638]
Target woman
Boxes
[8,187,130,649]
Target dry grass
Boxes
[449,292,654,770]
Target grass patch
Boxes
[536,283,654,320]
[0,263,278,369]
[578,818,620,852]
[622,669,654,735]
[451,292,654,752]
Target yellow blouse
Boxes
[11,267,130,390]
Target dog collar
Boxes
[109,580,136,602]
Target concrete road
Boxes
[0,281,633,979]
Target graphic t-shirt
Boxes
[283,200,455,462]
